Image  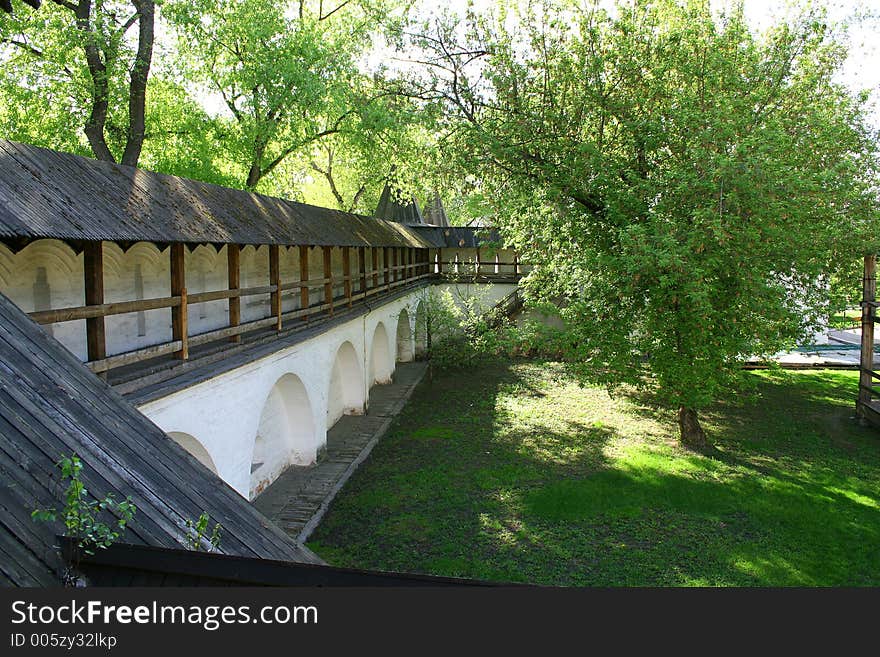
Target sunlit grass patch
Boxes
[309,363,880,586]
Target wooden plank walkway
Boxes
[252,362,428,545]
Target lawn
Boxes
[307,361,880,586]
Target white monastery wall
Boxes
[137,292,425,500]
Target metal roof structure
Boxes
[0,291,319,586]
[0,140,433,249]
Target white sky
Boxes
[408,0,880,130]
[192,1,880,130]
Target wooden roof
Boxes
[410,225,503,249]
[375,182,424,225]
[0,291,318,586]
[0,140,433,249]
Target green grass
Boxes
[307,362,880,586]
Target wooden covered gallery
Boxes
[0,140,519,384]
[0,288,322,585]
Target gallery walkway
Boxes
[253,361,428,546]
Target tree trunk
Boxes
[678,406,708,450]
[75,0,115,163]
[120,0,155,167]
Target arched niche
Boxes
[327,340,365,427]
[168,431,218,475]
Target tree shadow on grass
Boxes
[309,361,880,586]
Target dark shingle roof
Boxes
[422,193,450,228]
[410,225,503,249]
[0,291,318,586]
[374,182,424,225]
[0,140,432,248]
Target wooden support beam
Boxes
[323,246,334,316]
[475,247,481,274]
[384,247,390,290]
[372,248,379,288]
[343,246,352,308]
[859,254,876,416]
[393,247,399,282]
[358,246,367,294]
[227,244,241,343]
[83,241,106,362]
[299,245,310,321]
[438,248,444,274]
[170,243,188,360]
[269,244,282,331]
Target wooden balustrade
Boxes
[28,241,454,376]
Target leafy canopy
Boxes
[409,0,880,441]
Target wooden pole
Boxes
[372,248,379,288]
[84,241,106,362]
[227,244,241,343]
[384,247,390,290]
[299,245,309,322]
[170,243,188,360]
[323,246,333,316]
[269,245,282,331]
[438,248,444,274]
[859,254,876,416]
[393,247,399,283]
[343,246,352,308]
[358,246,367,294]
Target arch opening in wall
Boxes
[168,431,218,475]
[327,341,365,428]
[250,373,315,499]
[414,300,428,359]
[369,321,393,387]
[396,308,413,363]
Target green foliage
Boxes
[418,285,573,371]
[409,0,880,440]
[163,0,418,195]
[31,454,136,554]
[184,512,222,552]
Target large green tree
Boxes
[164,0,411,193]
[408,0,879,447]
[0,0,154,165]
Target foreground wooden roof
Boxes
[0,291,319,586]
[0,140,434,249]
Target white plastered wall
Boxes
[137,291,421,500]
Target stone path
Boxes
[252,361,428,547]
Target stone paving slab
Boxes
[252,361,428,545]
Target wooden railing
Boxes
[28,244,435,375]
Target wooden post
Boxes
[227,244,241,343]
[84,241,106,362]
[299,245,310,321]
[343,246,352,308]
[323,246,333,316]
[859,254,876,416]
[393,248,399,283]
[475,247,481,275]
[384,247,390,290]
[358,246,367,294]
[372,248,379,288]
[269,245,282,331]
[170,243,188,360]
[438,248,444,274]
